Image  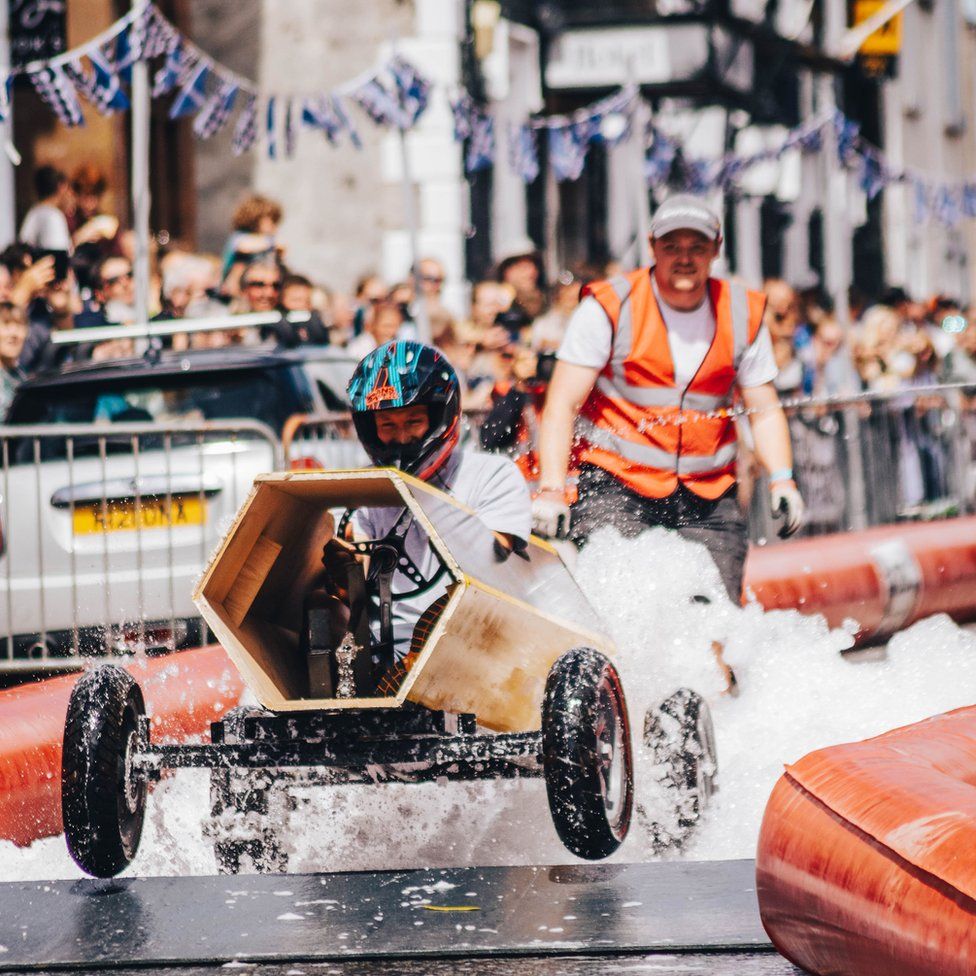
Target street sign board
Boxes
[546,26,710,89]
[853,0,902,57]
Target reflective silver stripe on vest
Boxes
[677,441,738,474]
[608,275,635,372]
[579,419,738,474]
[579,419,676,469]
[595,375,729,412]
[730,280,750,367]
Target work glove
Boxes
[770,479,804,539]
[531,493,572,540]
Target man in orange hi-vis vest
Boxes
[533,194,803,603]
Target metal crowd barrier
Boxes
[0,420,282,673]
[3,388,974,673]
[747,384,976,543]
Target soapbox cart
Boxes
[60,469,716,877]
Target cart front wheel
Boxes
[61,665,147,878]
[542,647,633,860]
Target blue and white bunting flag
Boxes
[713,155,747,190]
[88,48,129,115]
[331,95,362,149]
[136,5,179,61]
[389,56,430,126]
[913,179,930,223]
[301,94,344,144]
[284,98,296,157]
[192,80,238,139]
[113,25,139,85]
[232,94,258,155]
[963,184,976,219]
[352,77,406,128]
[169,62,209,119]
[682,158,713,194]
[935,186,961,226]
[834,112,860,165]
[153,41,194,97]
[645,132,677,186]
[858,152,885,201]
[586,87,634,147]
[549,124,589,182]
[465,112,494,173]
[508,123,539,184]
[31,65,85,128]
[266,96,277,159]
[449,92,474,142]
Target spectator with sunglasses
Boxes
[75,256,135,329]
[238,259,282,315]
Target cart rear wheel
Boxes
[643,688,717,832]
[542,647,633,860]
[61,665,147,878]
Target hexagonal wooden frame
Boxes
[194,469,614,732]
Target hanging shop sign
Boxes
[8,0,67,67]
[545,26,707,89]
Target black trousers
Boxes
[570,465,749,603]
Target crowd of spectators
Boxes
[5,160,976,533]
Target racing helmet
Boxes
[347,340,461,480]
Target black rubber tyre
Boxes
[542,647,634,860]
[209,706,288,875]
[643,688,718,832]
[61,665,147,878]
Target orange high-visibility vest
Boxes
[578,268,766,500]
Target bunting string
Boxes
[5,0,975,230]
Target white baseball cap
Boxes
[649,194,721,241]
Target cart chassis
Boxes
[131,704,545,787]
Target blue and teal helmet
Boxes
[347,340,461,480]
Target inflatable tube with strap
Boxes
[745,516,976,644]
[756,705,976,975]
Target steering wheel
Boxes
[337,508,445,599]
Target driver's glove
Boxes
[770,478,804,539]
[532,492,572,540]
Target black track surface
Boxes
[0,859,804,974]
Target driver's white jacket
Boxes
[352,449,530,658]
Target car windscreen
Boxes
[4,366,313,461]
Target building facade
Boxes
[6,0,976,309]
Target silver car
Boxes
[0,345,363,673]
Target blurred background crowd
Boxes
[6,159,976,537]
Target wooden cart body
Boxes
[193,469,614,732]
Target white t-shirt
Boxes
[558,275,777,390]
[352,449,530,656]
[19,204,72,252]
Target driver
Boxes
[347,339,531,668]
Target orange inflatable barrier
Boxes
[0,645,244,847]
[744,516,976,643]
[756,705,976,976]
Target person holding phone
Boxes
[19,165,73,254]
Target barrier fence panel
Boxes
[0,420,282,673]
[747,385,976,543]
[5,390,975,673]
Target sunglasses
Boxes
[245,279,281,290]
[103,270,133,286]
[420,274,444,285]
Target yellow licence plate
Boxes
[72,495,207,535]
